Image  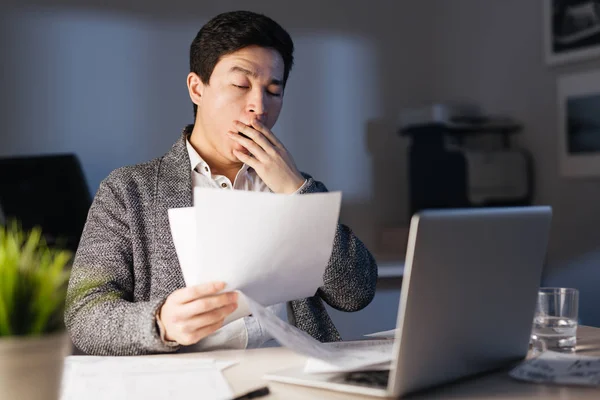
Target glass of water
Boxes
[531,287,579,354]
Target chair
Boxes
[0,153,92,252]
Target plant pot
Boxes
[0,332,71,400]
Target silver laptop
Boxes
[265,206,552,398]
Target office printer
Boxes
[399,103,533,216]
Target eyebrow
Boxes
[229,66,283,86]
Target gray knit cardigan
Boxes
[65,132,377,356]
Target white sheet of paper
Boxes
[61,356,233,400]
[191,188,341,306]
[304,340,395,374]
[364,329,397,339]
[167,207,197,282]
[244,294,393,372]
[215,360,239,371]
[509,351,600,386]
[168,207,250,324]
[304,359,392,374]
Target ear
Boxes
[187,72,205,106]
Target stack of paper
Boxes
[61,356,237,400]
[303,341,394,373]
[169,188,342,323]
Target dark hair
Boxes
[189,11,295,118]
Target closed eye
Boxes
[233,84,281,97]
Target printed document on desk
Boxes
[169,189,341,307]
[509,351,600,386]
[61,356,233,400]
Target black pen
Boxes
[231,386,270,400]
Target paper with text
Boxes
[509,351,600,386]
[188,188,341,306]
[60,356,233,400]
[245,294,394,372]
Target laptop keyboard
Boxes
[336,370,390,389]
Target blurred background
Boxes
[1,0,599,339]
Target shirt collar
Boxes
[186,138,205,172]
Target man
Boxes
[65,10,377,356]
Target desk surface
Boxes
[170,326,600,399]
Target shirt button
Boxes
[204,166,209,172]
[221,183,228,188]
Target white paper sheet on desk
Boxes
[168,207,250,325]
[60,356,233,400]
[304,340,395,373]
[62,355,238,372]
[189,188,341,307]
[509,351,600,386]
[244,294,394,373]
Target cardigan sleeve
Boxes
[298,174,378,312]
[65,172,181,355]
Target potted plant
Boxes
[0,223,73,400]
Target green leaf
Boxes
[0,222,73,337]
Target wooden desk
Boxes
[175,326,600,399]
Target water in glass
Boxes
[531,315,577,353]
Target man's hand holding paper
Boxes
[158,282,239,345]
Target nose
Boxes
[247,89,267,119]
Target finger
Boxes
[233,121,276,153]
[178,317,226,346]
[181,291,238,319]
[233,149,259,169]
[251,118,283,148]
[227,131,269,162]
[189,318,227,345]
[169,281,226,304]
[186,303,238,332]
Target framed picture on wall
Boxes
[544,0,600,65]
[557,69,600,176]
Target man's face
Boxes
[191,45,285,162]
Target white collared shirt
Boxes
[181,139,294,351]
